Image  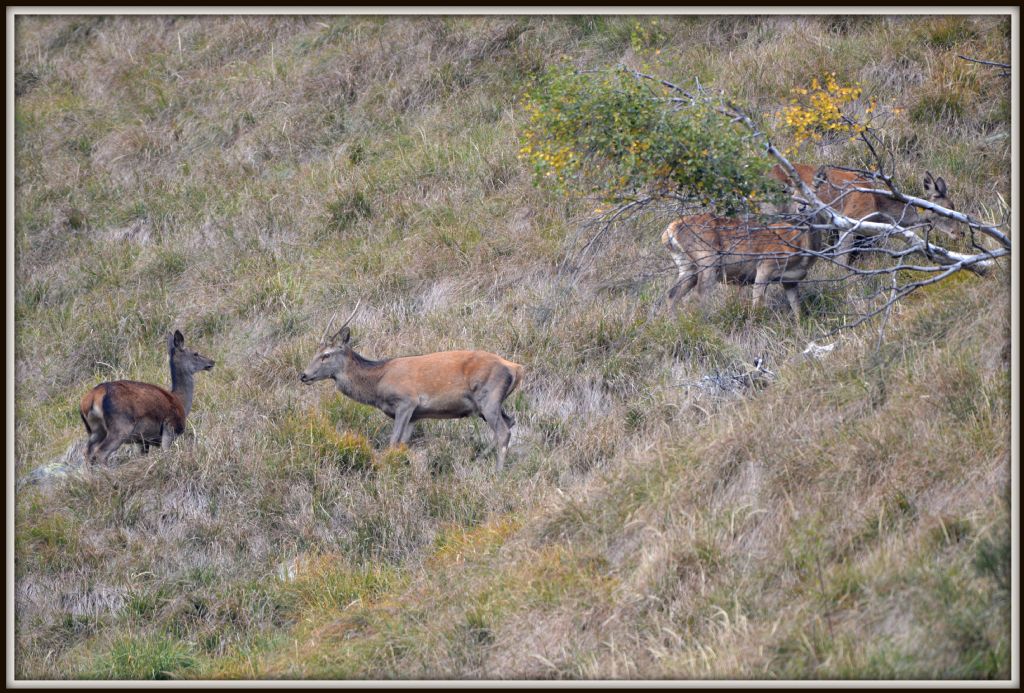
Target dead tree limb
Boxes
[957,54,1011,76]
[848,186,1011,248]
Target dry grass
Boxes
[13,14,1012,680]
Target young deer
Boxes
[769,164,961,265]
[79,330,215,465]
[300,308,524,470]
[662,214,821,319]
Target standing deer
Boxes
[662,214,821,318]
[300,307,525,470]
[79,330,215,465]
[769,163,961,265]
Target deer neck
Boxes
[333,350,385,406]
[169,355,196,417]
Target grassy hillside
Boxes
[13,14,1013,680]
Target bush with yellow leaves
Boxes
[778,73,881,152]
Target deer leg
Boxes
[485,409,516,429]
[752,262,775,313]
[694,256,721,304]
[85,428,106,465]
[782,281,803,320]
[160,424,179,451]
[480,376,514,471]
[667,273,698,312]
[482,406,511,471]
[665,247,697,312]
[92,422,132,465]
[398,420,416,445]
[390,404,416,447]
[81,413,106,465]
[836,229,862,268]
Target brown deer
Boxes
[662,214,821,319]
[79,330,215,465]
[300,308,525,470]
[769,163,961,265]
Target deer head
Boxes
[300,302,361,384]
[922,171,963,241]
[168,330,215,376]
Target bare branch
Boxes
[847,186,1011,249]
[957,54,1011,76]
[625,67,1010,270]
[560,196,659,280]
[622,62,1007,253]
[717,103,1004,275]
[821,246,1008,335]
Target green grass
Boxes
[84,633,198,680]
[13,13,1012,682]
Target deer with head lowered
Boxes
[769,163,961,266]
[79,330,215,465]
[300,305,525,470]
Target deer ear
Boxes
[923,171,934,192]
[173,330,185,349]
[813,165,829,188]
[934,176,947,197]
[332,326,351,345]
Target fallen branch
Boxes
[957,54,1011,76]
[848,186,1011,249]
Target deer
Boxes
[300,305,525,470]
[79,330,215,465]
[662,213,821,319]
[769,163,961,266]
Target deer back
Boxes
[665,213,816,257]
[377,350,522,397]
[771,163,957,229]
[664,213,819,284]
[80,380,187,434]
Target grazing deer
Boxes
[769,164,961,265]
[79,330,215,465]
[300,306,525,470]
[662,214,821,319]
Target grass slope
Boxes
[13,14,1012,680]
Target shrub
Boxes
[973,522,1010,593]
[519,65,780,213]
[778,73,874,151]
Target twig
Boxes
[875,268,898,352]
[957,54,1011,73]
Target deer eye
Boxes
[320,354,329,361]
